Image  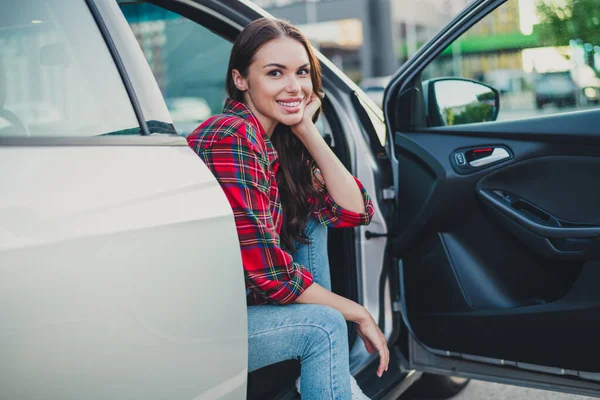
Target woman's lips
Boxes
[276,99,303,113]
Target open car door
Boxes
[384,0,600,396]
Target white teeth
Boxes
[277,100,301,107]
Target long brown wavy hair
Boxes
[226,18,326,250]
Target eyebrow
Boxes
[263,63,310,69]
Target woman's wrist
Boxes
[291,120,318,140]
[349,304,372,325]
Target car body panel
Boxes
[0,141,248,399]
[0,0,248,396]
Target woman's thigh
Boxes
[290,217,331,291]
[247,303,348,372]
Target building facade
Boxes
[253,0,464,82]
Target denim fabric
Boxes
[290,217,332,292]
[247,218,352,399]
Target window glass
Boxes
[422,0,600,127]
[120,2,232,137]
[0,0,140,137]
[120,1,339,143]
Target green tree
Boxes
[451,103,494,126]
[536,0,600,46]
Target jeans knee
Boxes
[311,305,347,339]
[300,305,349,367]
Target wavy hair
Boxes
[226,18,326,250]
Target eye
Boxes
[267,69,282,77]
[297,68,310,76]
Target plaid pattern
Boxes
[188,99,374,305]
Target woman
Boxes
[187,18,389,400]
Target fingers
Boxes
[364,340,375,354]
[308,92,321,107]
[357,320,390,378]
[375,333,390,378]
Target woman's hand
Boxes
[290,92,321,138]
[356,315,390,378]
[295,284,388,377]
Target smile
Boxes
[276,100,302,107]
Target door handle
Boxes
[451,146,512,174]
[469,147,510,167]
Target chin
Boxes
[279,114,303,127]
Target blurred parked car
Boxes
[535,68,600,109]
[359,75,391,108]
[571,65,600,106]
[534,71,577,109]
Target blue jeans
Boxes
[247,217,352,400]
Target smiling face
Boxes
[232,37,313,136]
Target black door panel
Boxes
[407,262,600,372]
[478,156,600,225]
[393,125,600,375]
[393,131,600,252]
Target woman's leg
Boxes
[290,217,332,291]
[247,304,352,400]
[290,217,371,399]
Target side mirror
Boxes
[424,78,500,127]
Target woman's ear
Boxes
[232,69,248,92]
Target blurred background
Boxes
[115,0,600,134]
[254,0,599,121]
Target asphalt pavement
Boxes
[405,380,597,400]
[451,380,596,400]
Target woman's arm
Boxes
[292,94,365,214]
[190,129,314,305]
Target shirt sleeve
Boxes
[194,134,313,305]
[310,168,375,228]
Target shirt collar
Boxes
[223,98,278,167]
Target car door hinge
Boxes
[365,231,396,240]
[382,186,395,200]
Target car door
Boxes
[384,0,600,396]
[0,0,247,398]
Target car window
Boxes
[119,2,232,137]
[421,0,600,127]
[0,0,140,137]
[120,1,338,143]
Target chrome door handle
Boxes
[469,148,510,167]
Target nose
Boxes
[284,75,301,93]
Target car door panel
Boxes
[390,109,600,383]
[0,136,247,399]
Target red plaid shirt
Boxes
[188,99,374,305]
